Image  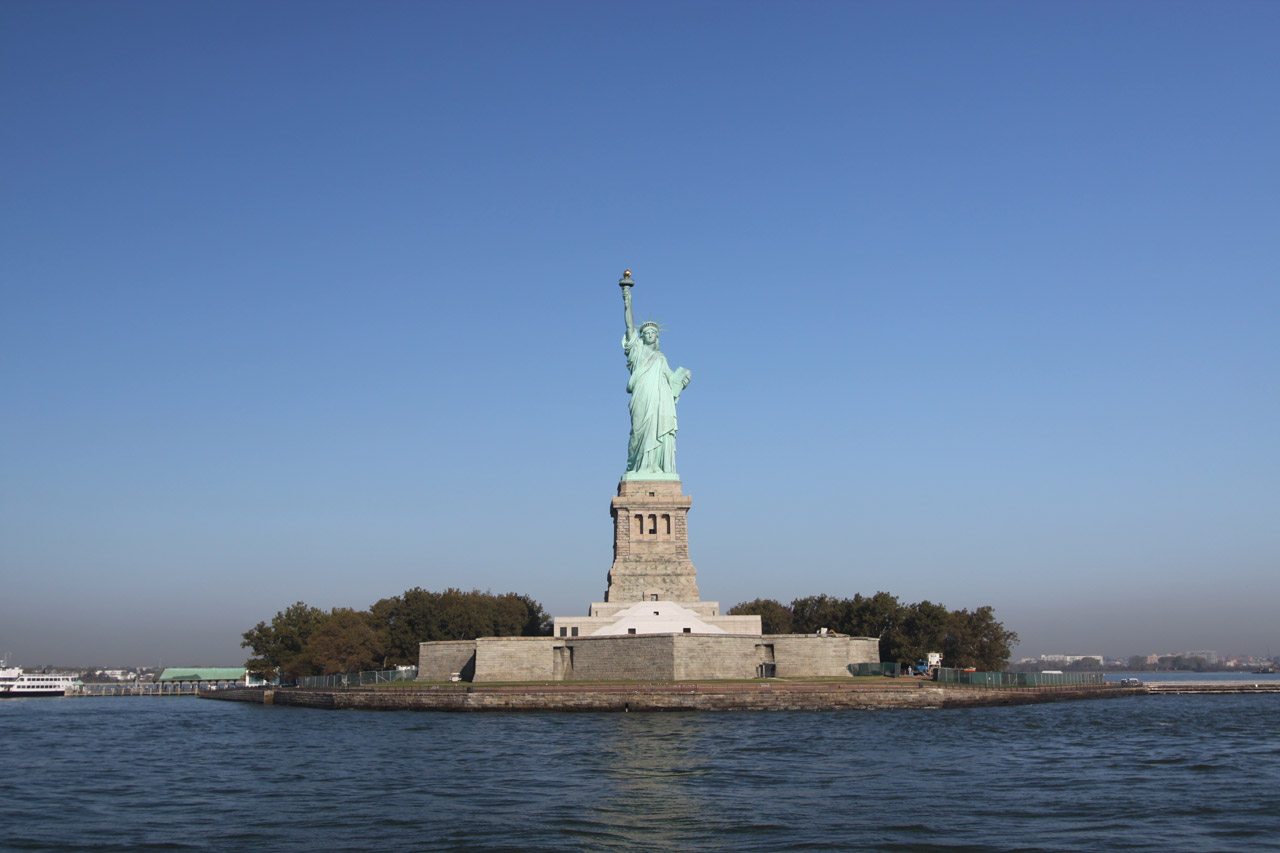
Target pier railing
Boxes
[79,681,244,696]
[297,667,419,689]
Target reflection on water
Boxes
[592,715,709,849]
[1,696,1278,852]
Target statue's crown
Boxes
[638,314,666,335]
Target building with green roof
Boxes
[156,668,253,686]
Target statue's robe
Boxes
[623,332,688,475]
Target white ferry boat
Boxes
[0,661,81,696]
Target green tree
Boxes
[728,598,794,634]
[884,599,949,665]
[843,592,902,640]
[482,591,539,638]
[365,587,552,666]
[419,588,481,640]
[790,594,847,634]
[733,590,1016,670]
[298,608,383,675]
[241,602,331,680]
[431,588,524,640]
[790,592,909,663]
[379,588,444,661]
[368,595,409,666]
[516,593,552,637]
[942,606,1018,671]
[789,591,904,641]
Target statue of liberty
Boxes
[619,271,691,480]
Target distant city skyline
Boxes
[3,2,1277,666]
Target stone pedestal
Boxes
[605,479,699,603]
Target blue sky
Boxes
[2,2,1276,666]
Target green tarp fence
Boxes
[849,662,901,677]
[933,667,1104,686]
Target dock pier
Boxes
[1143,681,1280,695]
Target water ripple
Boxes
[1,695,1279,851]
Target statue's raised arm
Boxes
[621,269,636,340]
[616,270,690,481]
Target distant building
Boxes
[1182,650,1219,664]
[1038,654,1103,665]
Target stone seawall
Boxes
[203,683,1139,712]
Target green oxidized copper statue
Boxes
[619,270,691,481]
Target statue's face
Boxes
[641,326,658,345]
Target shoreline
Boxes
[201,680,1143,712]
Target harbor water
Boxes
[2,684,1278,852]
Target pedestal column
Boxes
[606,479,700,602]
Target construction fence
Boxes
[297,667,419,689]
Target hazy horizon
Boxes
[3,2,1276,668]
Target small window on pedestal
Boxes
[628,628,637,634]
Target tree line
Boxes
[241,588,550,680]
[728,592,1018,671]
[244,587,1018,679]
